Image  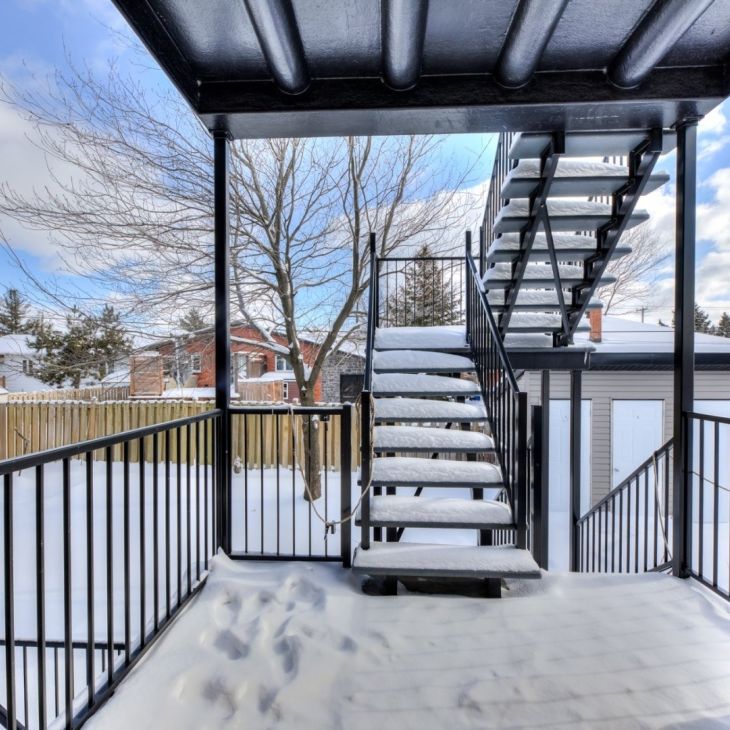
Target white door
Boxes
[548,399,591,571]
[611,400,663,487]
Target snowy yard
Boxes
[87,556,730,730]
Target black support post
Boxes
[672,119,698,579]
[213,130,232,555]
[540,370,550,569]
[569,370,582,571]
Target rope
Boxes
[652,452,672,560]
[286,395,375,540]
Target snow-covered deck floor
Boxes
[89,557,730,729]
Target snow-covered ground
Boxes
[87,556,730,730]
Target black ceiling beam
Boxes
[495,0,568,89]
[198,65,728,138]
[381,0,429,91]
[243,0,309,94]
[608,0,715,89]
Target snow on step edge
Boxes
[373,425,494,452]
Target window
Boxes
[22,359,34,376]
[191,354,202,374]
[275,354,292,371]
[233,352,248,380]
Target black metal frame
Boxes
[499,132,564,336]
[359,233,378,552]
[466,252,529,550]
[685,411,730,602]
[672,120,698,579]
[569,370,582,571]
[226,404,353,566]
[561,128,663,345]
[0,411,221,730]
[578,438,673,575]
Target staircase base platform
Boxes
[352,542,541,580]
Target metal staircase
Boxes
[353,237,543,596]
[483,130,670,346]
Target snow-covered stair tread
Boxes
[371,456,503,487]
[488,289,602,312]
[502,159,668,198]
[494,200,648,234]
[483,263,615,289]
[374,325,467,352]
[506,313,590,333]
[352,543,541,579]
[363,495,513,528]
[372,373,479,397]
[509,130,673,159]
[374,397,486,423]
[373,349,474,373]
[373,426,494,453]
[487,233,631,263]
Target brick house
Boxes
[156,324,323,403]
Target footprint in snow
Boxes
[214,629,250,661]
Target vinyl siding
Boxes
[523,370,730,506]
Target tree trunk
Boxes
[300,392,322,502]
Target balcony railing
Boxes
[0,410,221,729]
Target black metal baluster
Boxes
[204,421,209,570]
[36,463,47,729]
[4,473,16,730]
[196,421,201,581]
[713,420,719,588]
[643,470,649,572]
[186,423,192,596]
[153,433,160,631]
[123,442,131,664]
[176,427,182,606]
[105,447,114,687]
[62,457,73,727]
[276,414,281,556]
[260,414,264,554]
[165,431,171,619]
[698,420,705,578]
[244,415,249,553]
[86,452,95,708]
[139,437,146,647]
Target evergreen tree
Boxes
[672,303,715,334]
[386,244,462,326]
[179,308,208,333]
[0,288,32,334]
[716,312,730,338]
[92,305,131,379]
[32,306,131,386]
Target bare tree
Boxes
[597,223,669,315]
[0,59,477,497]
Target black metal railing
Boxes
[377,256,466,327]
[359,233,378,552]
[686,412,730,601]
[578,439,673,575]
[482,131,516,272]
[465,251,529,551]
[227,404,353,565]
[0,410,220,729]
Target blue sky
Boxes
[1,0,729,326]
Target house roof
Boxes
[0,334,37,357]
[111,0,730,139]
[507,315,730,371]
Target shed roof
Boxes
[111,0,730,138]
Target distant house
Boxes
[0,334,49,393]
[154,324,324,403]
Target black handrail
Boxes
[359,232,378,551]
[465,247,529,551]
[577,437,673,574]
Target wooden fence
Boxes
[0,400,360,469]
[5,385,130,402]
